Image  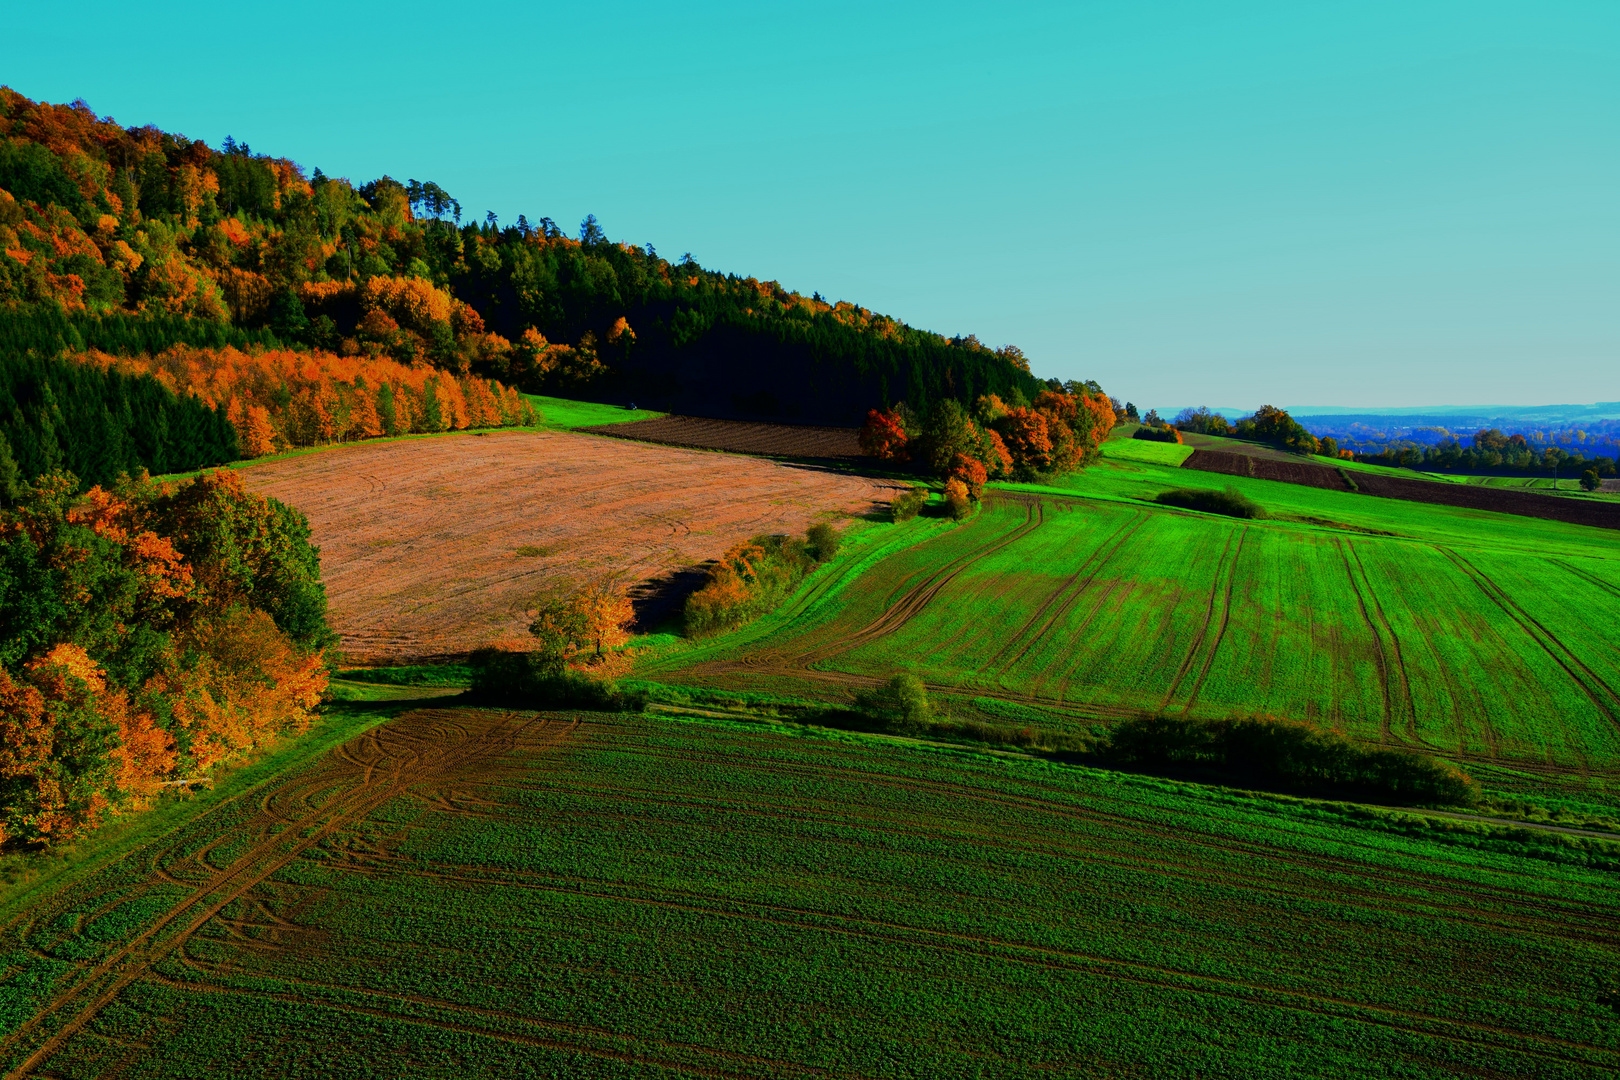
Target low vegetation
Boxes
[684,524,843,636]
[1155,484,1266,518]
[4,709,1613,1078]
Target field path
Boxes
[0,709,573,1080]
[240,430,905,663]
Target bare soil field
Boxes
[241,430,905,663]
[582,415,866,459]
[1184,448,1620,529]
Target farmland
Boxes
[647,450,1620,794]
[1,707,1616,1079]
[583,415,866,460]
[240,429,904,663]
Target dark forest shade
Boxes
[0,353,237,497]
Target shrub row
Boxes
[1155,485,1265,519]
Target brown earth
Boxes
[582,415,866,460]
[241,430,906,663]
[1184,448,1620,530]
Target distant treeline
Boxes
[0,353,236,500]
[1,87,1039,428]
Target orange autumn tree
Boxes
[75,345,537,457]
[0,469,334,847]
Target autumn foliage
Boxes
[78,345,535,457]
[0,468,332,848]
[859,386,1116,500]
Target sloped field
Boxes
[581,415,865,459]
[2,708,1616,1079]
[652,460,1620,782]
[239,430,904,662]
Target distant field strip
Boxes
[656,491,1620,776]
[2,709,1616,1078]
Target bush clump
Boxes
[890,486,930,522]
[1155,485,1265,519]
[1102,713,1478,806]
[1132,425,1183,444]
[466,648,645,711]
[685,524,841,637]
[853,673,933,732]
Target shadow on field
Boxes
[628,566,714,631]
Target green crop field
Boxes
[1099,431,1195,466]
[2,707,1615,1079]
[525,394,665,429]
[646,454,1620,795]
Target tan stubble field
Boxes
[242,430,906,663]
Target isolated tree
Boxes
[1581,469,1602,492]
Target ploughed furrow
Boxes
[1343,541,1420,744]
[1160,529,1240,710]
[1180,528,1250,714]
[982,511,1148,678]
[1441,548,1620,728]
[783,495,1045,668]
[0,709,573,1080]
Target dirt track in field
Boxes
[581,415,866,460]
[0,709,571,1079]
[1183,448,1620,530]
[241,430,905,663]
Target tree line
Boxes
[860,384,1117,505]
[0,88,1040,428]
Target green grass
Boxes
[524,393,664,429]
[644,454,1620,797]
[1100,430,1195,466]
[2,708,1615,1078]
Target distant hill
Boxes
[0,87,1041,428]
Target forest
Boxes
[0,87,1039,439]
[0,468,332,847]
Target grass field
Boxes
[1099,430,1195,466]
[2,707,1616,1079]
[644,453,1620,795]
[526,394,665,429]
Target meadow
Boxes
[1,707,1615,1079]
[644,449,1620,798]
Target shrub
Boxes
[1156,485,1265,519]
[891,486,929,522]
[943,477,972,520]
[1102,713,1478,806]
[806,522,841,562]
[1132,425,1183,444]
[1582,469,1602,492]
[466,648,644,711]
[853,673,932,732]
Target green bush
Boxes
[1132,425,1182,444]
[1155,485,1265,519]
[890,486,929,522]
[853,673,933,732]
[1102,713,1477,806]
[806,522,841,562]
[466,649,645,711]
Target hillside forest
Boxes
[0,86,1041,476]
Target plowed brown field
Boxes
[1184,448,1620,529]
[241,430,904,663]
[582,415,865,459]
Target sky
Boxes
[7,1,1617,410]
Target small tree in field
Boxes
[530,579,634,667]
[1582,469,1602,492]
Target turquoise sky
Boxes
[8,1,1616,409]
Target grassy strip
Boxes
[0,697,423,921]
[522,394,664,429]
